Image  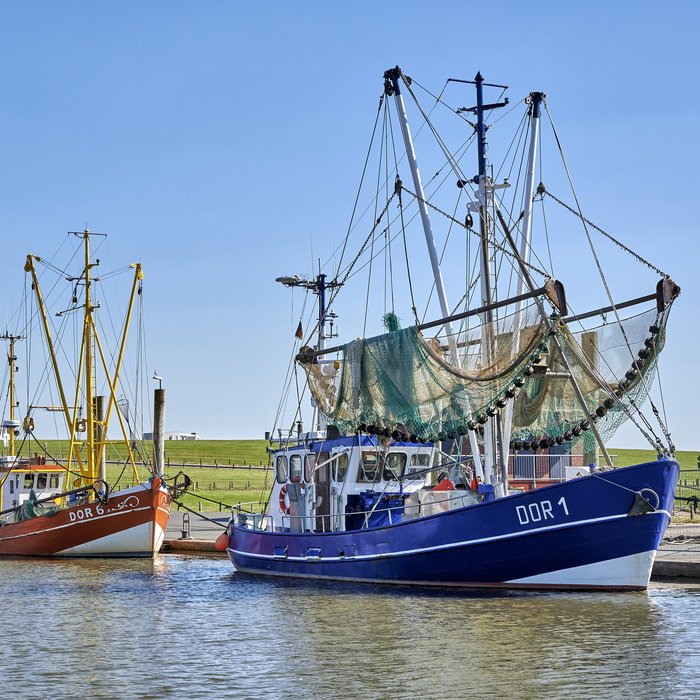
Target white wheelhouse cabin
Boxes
[263,434,483,534]
[0,456,66,519]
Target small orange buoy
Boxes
[214,531,229,552]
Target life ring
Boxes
[279,484,290,515]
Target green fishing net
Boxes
[301,302,669,448]
[303,307,548,441]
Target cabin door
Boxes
[316,451,330,531]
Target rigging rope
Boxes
[542,188,668,277]
[399,184,549,278]
[543,104,674,451]
[304,191,398,345]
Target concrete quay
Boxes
[163,511,700,580]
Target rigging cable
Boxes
[542,188,668,278]
[544,102,673,449]
[335,94,386,280]
[399,185,548,278]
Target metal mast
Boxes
[277,273,341,434]
[503,92,544,451]
[457,72,509,489]
[2,333,22,456]
[384,66,485,480]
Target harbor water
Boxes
[1,555,698,699]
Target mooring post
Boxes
[181,512,191,539]
[95,395,106,485]
[153,387,166,477]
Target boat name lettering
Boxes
[515,497,570,526]
[69,504,104,522]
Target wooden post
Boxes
[153,388,165,477]
[95,395,107,484]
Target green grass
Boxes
[12,440,699,513]
[15,438,272,510]
[611,448,699,471]
[160,440,271,509]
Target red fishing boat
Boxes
[0,230,188,557]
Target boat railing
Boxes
[231,501,272,531]
[271,489,480,533]
[507,453,617,486]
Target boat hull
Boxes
[0,478,171,557]
[228,460,678,590]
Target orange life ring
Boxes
[279,484,290,515]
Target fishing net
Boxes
[13,489,51,521]
[301,300,671,448]
[302,303,549,441]
[512,305,669,449]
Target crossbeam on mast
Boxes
[306,285,557,361]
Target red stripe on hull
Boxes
[0,480,171,557]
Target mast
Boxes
[314,273,328,433]
[83,229,96,482]
[474,72,497,487]
[502,91,544,454]
[384,66,485,480]
[277,273,340,435]
[459,72,509,490]
[2,333,22,456]
[384,68,462,363]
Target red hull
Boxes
[0,478,171,557]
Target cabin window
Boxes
[289,454,303,483]
[383,453,406,480]
[49,474,59,489]
[304,454,315,481]
[408,453,430,475]
[358,451,381,483]
[334,453,348,482]
[318,452,330,483]
[37,473,48,489]
[23,474,34,489]
[275,455,288,484]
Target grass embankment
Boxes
[611,448,698,471]
[30,439,271,511]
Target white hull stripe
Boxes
[507,550,656,588]
[231,510,671,563]
[0,505,152,543]
[230,560,652,590]
[57,520,156,556]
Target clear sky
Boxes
[1,1,698,450]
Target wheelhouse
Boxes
[0,456,66,516]
[251,435,483,534]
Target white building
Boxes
[142,431,202,441]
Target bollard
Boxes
[181,512,192,540]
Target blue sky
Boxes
[0,1,698,450]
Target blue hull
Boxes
[228,459,678,590]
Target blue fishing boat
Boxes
[226,67,680,589]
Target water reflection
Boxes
[0,556,697,699]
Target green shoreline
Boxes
[7,440,698,511]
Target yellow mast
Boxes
[92,262,143,479]
[24,256,77,442]
[83,229,96,482]
[27,229,143,492]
